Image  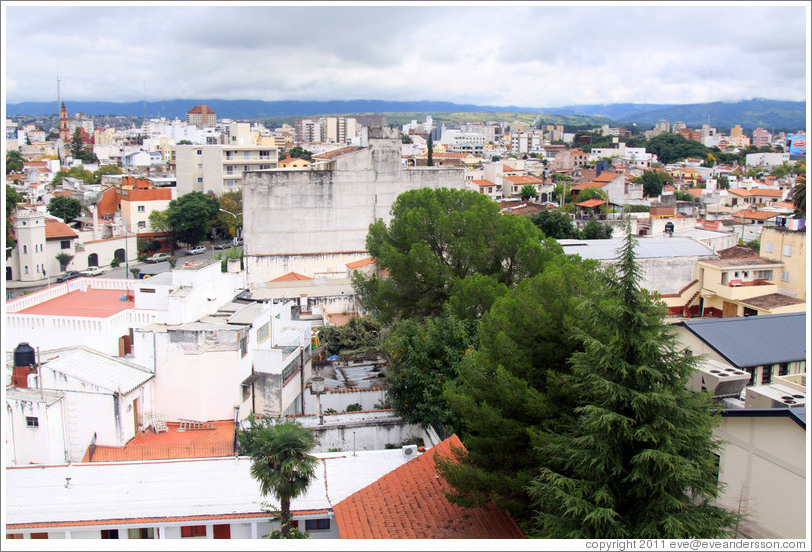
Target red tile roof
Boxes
[271,272,314,282]
[45,218,78,239]
[346,257,376,269]
[333,435,525,539]
[727,188,752,197]
[504,175,542,185]
[749,188,783,197]
[472,179,495,188]
[732,209,779,221]
[576,199,606,208]
[594,171,621,182]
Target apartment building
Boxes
[295,118,322,143]
[759,226,807,300]
[175,144,279,196]
[186,104,217,128]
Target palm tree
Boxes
[238,418,319,538]
[791,177,806,214]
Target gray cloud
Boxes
[4,4,808,107]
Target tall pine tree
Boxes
[528,219,738,538]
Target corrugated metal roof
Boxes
[227,302,267,325]
[679,313,806,368]
[39,346,153,395]
[559,236,716,260]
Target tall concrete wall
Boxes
[242,127,465,283]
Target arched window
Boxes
[114,249,125,262]
[88,253,99,267]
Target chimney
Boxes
[12,342,37,388]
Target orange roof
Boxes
[85,420,235,462]
[732,209,779,221]
[472,179,495,188]
[504,175,542,185]
[333,435,525,539]
[772,201,795,209]
[502,165,517,172]
[271,271,314,282]
[45,218,78,239]
[663,185,676,192]
[15,287,133,318]
[727,188,752,197]
[346,257,376,269]
[571,181,606,191]
[685,188,704,197]
[749,188,783,197]
[576,199,606,208]
[594,171,621,182]
[187,105,214,114]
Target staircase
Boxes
[683,288,702,317]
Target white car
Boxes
[80,266,104,277]
[185,245,206,255]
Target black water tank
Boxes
[13,342,36,367]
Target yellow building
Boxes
[759,226,806,300]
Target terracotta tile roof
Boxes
[271,272,314,282]
[44,218,78,239]
[504,175,542,185]
[732,209,779,221]
[472,179,495,188]
[571,181,606,191]
[685,188,704,197]
[324,312,360,326]
[727,188,752,197]
[772,201,795,209]
[346,257,376,269]
[86,421,236,462]
[663,185,676,192]
[502,165,517,171]
[717,245,760,260]
[333,435,525,539]
[749,188,783,197]
[576,199,606,208]
[739,293,806,310]
[594,171,621,182]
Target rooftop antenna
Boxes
[707,69,713,127]
[56,68,62,108]
[143,82,147,119]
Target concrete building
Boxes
[295,118,322,143]
[175,143,279,196]
[8,210,79,283]
[186,105,216,128]
[759,226,806,300]
[241,126,465,283]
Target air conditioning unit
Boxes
[402,444,418,458]
[745,384,806,409]
[687,359,750,398]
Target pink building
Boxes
[752,127,772,148]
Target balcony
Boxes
[704,279,779,301]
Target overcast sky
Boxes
[3,3,809,108]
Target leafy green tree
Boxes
[51,165,94,187]
[529,223,738,538]
[384,311,478,433]
[92,164,122,185]
[47,196,82,222]
[580,219,613,239]
[646,133,710,164]
[717,176,730,190]
[216,190,242,238]
[520,184,537,201]
[437,254,606,523]
[354,188,560,323]
[287,146,313,162]
[69,128,98,164]
[635,170,673,198]
[177,140,193,145]
[318,316,382,356]
[529,209,580,239]
[165,191,219,246]
[401,134,413,144]
[791,179,806,215]
[238,419,319,539]
[55,252,74,271]
[6,184,24,253]
[6,150,24,173]
[426,134,434,166]
[575,187,608,203]
[148,209,170,233]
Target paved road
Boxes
[5,244,240,300]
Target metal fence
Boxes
[89,442,235,462]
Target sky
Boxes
[2,2,810,108]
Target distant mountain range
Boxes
[6,98,805,131]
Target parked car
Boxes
[213,241,233,250]
[80,266,104,277]
[233,237,243,246]
[56,271,82,283]
[145,252,171,263]
[185,245,206,255]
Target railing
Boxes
[88,442,234,462]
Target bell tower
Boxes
[59,102,69,143]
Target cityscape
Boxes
[2,2,809,547]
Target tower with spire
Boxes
[59,102,69,143]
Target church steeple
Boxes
[59,102,69,143]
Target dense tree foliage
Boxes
[6,150,24,173]
[634,170,674,198]
[580,219,613,239]
[148,209,170,233]
[287,146,313,161]
[47,196,83,222]
[436,255,605,522]
[791,178,806,215]
[215,190,243,238]
[51,165,95,187]
[165,191,219,246]
[645,134,710,164]
[92,164,123,185]
[529,210,580,239]
[520,184,537,201]
[6,184,24,253]
[528,225,738,538]
[384,311,477,433]
[69,128,99,164]
[318,316,382,356]
[238,419,319,538]
[353,188,560,323]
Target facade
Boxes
[175,144,279,196]
[242,126,465,282]
[759,226,806,300]
[186,105,216,128]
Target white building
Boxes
[175,143,279,196]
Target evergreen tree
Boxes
[426,133,434,166]
[528,220,738,538]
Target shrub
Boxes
[345,403,362,412]
[110,258,120,268]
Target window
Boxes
[781,270,790,282]
[23,245,27,253]
[783,245,792,257]
[25,416,39,428]
[197,177,203,183]
[305,519,330,531]
[240,337,248,357]
[196,149,202,155]
[760,365,772,385]
[140,288,155,294]
[137,205,145,213]
[764,241,773,253]
[257,322,269,344]
[30,533,48,539]
[779,363,789,377]
[197,163,203,169]
[24,266,29,274]
[127,528,155,539]
[137,221,146,229]
[60,240,71,249]
[745,367,756,386]
[101,529,119,539]
[181,525,207,538]
[242,383,251,402]
[742,271,748,278]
